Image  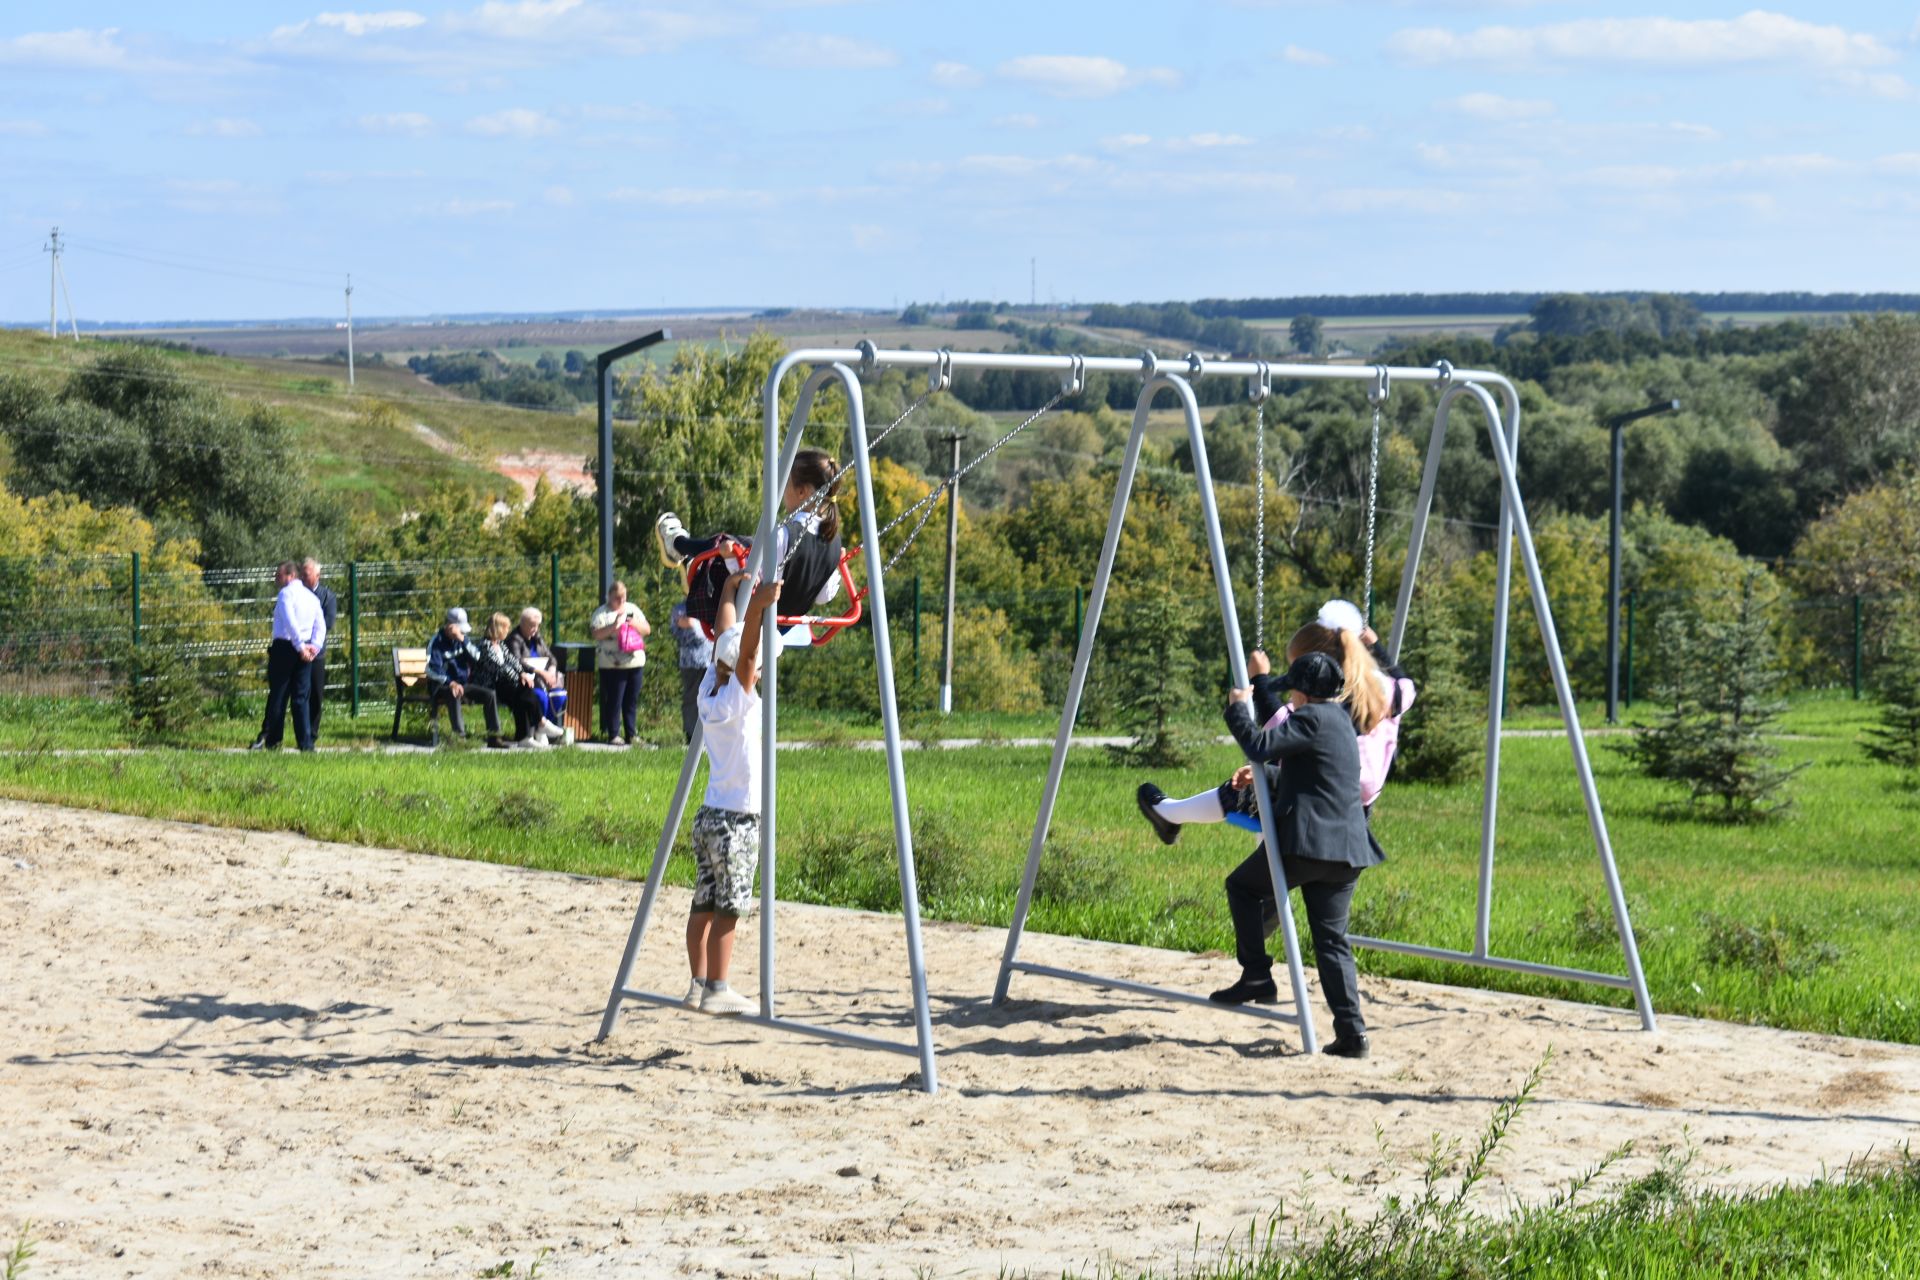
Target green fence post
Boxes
[348,561,361,718]
[1623,590,1635,707]
[1853,594,1864,700]
[550,553,561,638]
[911,574,921,684]
[130,551,141,647]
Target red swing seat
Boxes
[685,538,866,648]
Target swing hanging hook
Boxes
[1061,354,1085,397]
[1139,349,1159,381]
[928,349,953,394]
[1433,358,1454,386]
[856,339,879,378]
[1369,365,1392,406]
[1248,362,1271,404]
[1186,351,1206,380]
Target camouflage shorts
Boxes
[691,805,760,916]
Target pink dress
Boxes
[1261,675,1418,807]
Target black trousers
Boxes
[260,639,314,750]
[1225,848,1367,1040]
[600,666,642,739]
[495,681,543,740]
[679,666,703,742]
[306,654,327,741]
[433,683,500,736]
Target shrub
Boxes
[1699,911,1843,983]
[489,789,557,831]
[1865,598,1920,779]
[1104,593,1204,769]
[117,642,205,741]
[1392,578,1480,785]
[1032,834,1123,907]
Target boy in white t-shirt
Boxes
[685,581,779,1016]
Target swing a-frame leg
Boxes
[993,367,1322,1053]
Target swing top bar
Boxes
[791,344,1513,397]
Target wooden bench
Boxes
[390,647,434,740]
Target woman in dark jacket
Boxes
[1212,650,1380,1060]
[474,612,564,749]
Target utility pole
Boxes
[939,433,963,715]
[344,274,355,387]
[1603,398,1680,724]
[1030,257,1036,308]
[45,227,76,338]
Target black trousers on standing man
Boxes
[260,638,314,751]
[306,653,327,741]
[1224,848,1366,1041]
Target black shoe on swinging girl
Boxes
[1136,783,1180,846]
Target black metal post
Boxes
[595,329,671,602]
[1604,399,1679,724]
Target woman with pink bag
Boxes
[589,579,650,746]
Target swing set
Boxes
[596,344,1656,1096]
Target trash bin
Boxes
[552,641,596,740]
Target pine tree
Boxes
[1620,567,1802,820]
[1105,593,1204,769]
[1865,599,1920,779]
[1392,582,1481,785]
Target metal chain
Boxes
[1254,397,1266,652]
[877,390,1067,574]
[775,387,935,577]
[1362,399,1383,624]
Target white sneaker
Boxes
[540,718,567,741]
[655,512,689,568]
[699,985,756,1016]
[513,735,550,750]
[607,736,626,748]
[682,979,704,1009]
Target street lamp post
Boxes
[595,329,672,602]
[1604,398,1680,724]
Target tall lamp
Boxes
[595,329,672,601]
[1604,398,1680,724]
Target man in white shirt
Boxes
[250,561,326,752]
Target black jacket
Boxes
[1224,697,1383,868]
[312,583,338,655]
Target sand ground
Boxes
[5,800,1917,1278]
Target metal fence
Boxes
[0,551,1904,718]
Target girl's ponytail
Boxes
[1337,627,1388,733]
[790,448,842,542]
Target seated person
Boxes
[473,612,567,749]
[425,607,507,749]
[506,606,567,727]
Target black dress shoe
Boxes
[247,739,272,751]
[1323,1034,1371,1059]
[1209,974,1279,1005]
[1136,783,1180,845]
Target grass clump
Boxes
[1699,911,1844,983]
[4,1222,34,1280]
[488,788,558,831]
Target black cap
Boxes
[1274,651,1344,700]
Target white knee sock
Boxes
[1153,789,1225,825]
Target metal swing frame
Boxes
[596,347,1653,1098]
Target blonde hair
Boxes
[487,612,512,643]
[1286,621,1388,733]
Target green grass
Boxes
[0,696,1914,1043]
[1145,1059,1919,1279]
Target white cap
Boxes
[713,625,743,670]
[1317,599,1365,634]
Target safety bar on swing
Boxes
[686,541,867,646]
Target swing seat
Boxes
[686,540,865,648]
[1225,811,1263,834]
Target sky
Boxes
[2,1,1918,323]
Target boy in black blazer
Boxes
[1215,650,1380,1059]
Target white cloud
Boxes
[543,185,574,205]
[753,33,897,69]
[1101,133,1155,150]
[931,60,982,88]
[1664,121,1721,142]
[1281,44,1332,67]
[953,152,1099,177]
[451,0,585,38]
[577,101,672,124]
[998,55,1180,98]
[360,111,436,136]
[167,178,243,195]
[438,0,738,55]
[0,27,179,72]
[1170,132,1253,149]
[1829,69,1913,100]
[465,107,559,137]
[1323,186,1470,215]
[187,117,263,138]
[992,112,1040,129]
[1447,92,1554,121]
[0,119,51,137]
[1877,153,1920,175]
[609,186,774,207]
[1391,12,1898,72]
[435,197,516,216]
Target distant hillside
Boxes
[1184,293,1920,320]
